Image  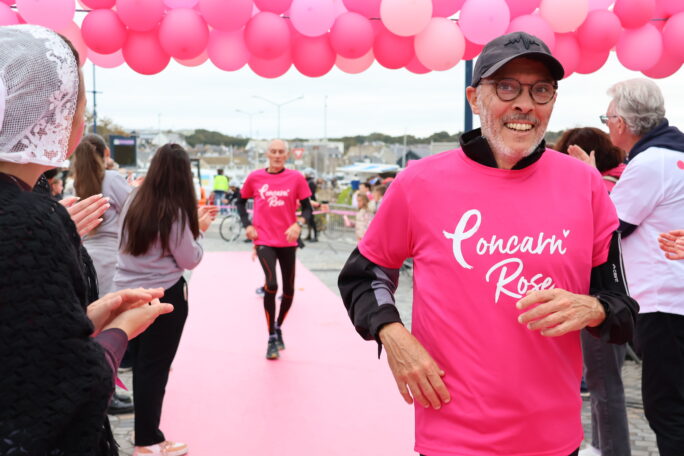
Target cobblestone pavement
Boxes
[111,226,659,455]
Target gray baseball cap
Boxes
[471,32,564,87]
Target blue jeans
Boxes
[581,329,631,456]
[214,190,226,213]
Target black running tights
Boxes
[256,245,297,335]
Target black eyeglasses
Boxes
[480,78,558,104]
[599,115,619,125]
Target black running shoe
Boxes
[275,328,285,350]
[266,337,279,360]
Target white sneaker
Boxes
[135,440,188,456]
[578,444,601,456]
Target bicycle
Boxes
[218,204,243,242]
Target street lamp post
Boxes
[252,95,304,138]
[235,109,263,139]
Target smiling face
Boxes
[266,139,289,171]
[466,58,556,169]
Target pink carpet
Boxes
[160,251,416,455]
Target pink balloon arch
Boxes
[4,0,684,79]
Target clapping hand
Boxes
[60,194,110,237]
[567,144,597,168]
[658,229,684,260]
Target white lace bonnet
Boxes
[0,25,80,167]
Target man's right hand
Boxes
[246,225,258,240]
[379,322,450,410]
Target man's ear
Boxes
[465,86,480,115]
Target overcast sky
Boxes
[82,53,684,140]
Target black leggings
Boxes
[256,245,297,335]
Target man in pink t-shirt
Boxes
[338,32,638,456]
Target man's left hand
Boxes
[285,223,301,243]
[516,289,606,337]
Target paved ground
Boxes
[111,224,659,455]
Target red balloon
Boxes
[342,0,380,19]
[432,0,465,17]
[657,0,684,15]
[552,33,580,76]
[254,0,292,14]
[642,48,683,77]
[198,0,252,31]
[158,8,209,59]
[208,29,250,71]
[616,23,663,70]
[577,10,621,51]
[292,33,335,77]
[330,12,374,58]
[244,11,291,59]
[82,9,126,54]
[462,38,483,60]
[116,0,165,32]
[373,25,414,69]
[81,0,115,7]
[123,29,171,75]
[613,0,656,29]
[405,55,430,73]
[575,47,609,74]
[248,51,292,78]
[662,12,684,60]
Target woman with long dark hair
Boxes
[237,139,314,360]
[0,25,171,455]
[114,143,216,456]
[74,134,132,296]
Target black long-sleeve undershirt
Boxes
[339,230,638,349]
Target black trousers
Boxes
[256,245,297,334]
[638,312,684,456]
[130,276,188,446]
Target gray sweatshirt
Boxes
[114,198,204,290]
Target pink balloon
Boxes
[642,48,682,77]
[415,18,464,70]
[662,12,684,60]
[175,50,208,66]
[244,12,290,58]
[463,38,484,60]
[613,0,656,29]
[199,0,253,31]
[540,0,588,33]
[342,0,380,19]
[0,0,14,5]
[330,12,373,58]
[254,0,292,14]
[406,55,430,73]
[164,0,198,7]
[81,0,116,7]
[658,0,684,15]
[116,0,164,32]
[207,29,250,71]
[292,33,335,77]
[16,0,74,30]
[432,0,465,17]
[58,22,88,67]
[248,50,292,78]
[335,49,374,73]
[0,3,19,25]
[575,47,609,73]
[123,29,171,75]
[616,23,663,70]
[88,49,125,68]
[381,0,432,37]
[507,14,556,51]
[552,33,580,76]
[290,0,337,37]
[82,9,127,55]
[505,0,541,18]
[576,10,621,51]
[373,25,414,69]
[459,0,510,45]
[588,0,614,9]
[159,8,208,59]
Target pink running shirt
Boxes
[359,149,618,456]
[241,168,311,247]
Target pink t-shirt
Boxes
[241,168,311,247]
[359,149,617,456]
